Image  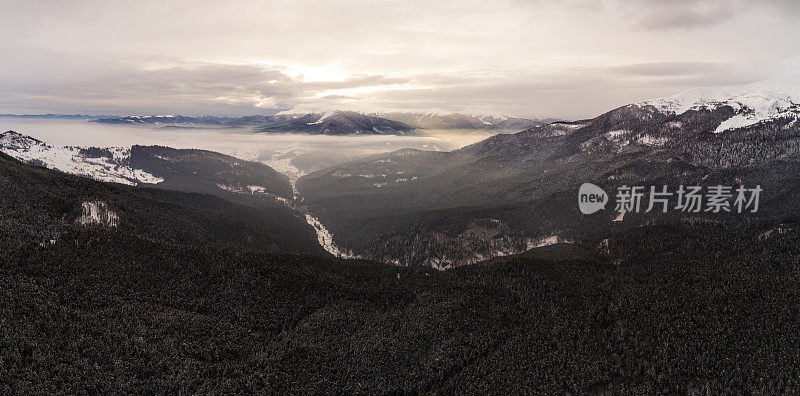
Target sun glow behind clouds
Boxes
[2,0,800,118]
[285,63,349,83]
[315,82,434,99]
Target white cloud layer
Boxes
[1,0,799,119]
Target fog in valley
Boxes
[0,118,491,182]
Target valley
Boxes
[3,149,800,393]
[6,75,800,267]
[0,117,498,259]
[5,1,800,393]
[3,75,800,393]
[297,75,800,267]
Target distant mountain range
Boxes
[90,110,549,134]
[0,113,96,119]
[297,74,800,267]
[377,111,552,131]
[0,110,548,135]
[255,111,417,135]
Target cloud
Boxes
[618,0,745,31]
[0,47,775,119]
[0,48,411,116]
[513,0,800,31]
[320,95,359,100]
[610,62,729,77]
[0,0,798,118]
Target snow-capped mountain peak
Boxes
[639,73,800,133]
[461,109,513,120]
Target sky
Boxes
[1,0,799,120]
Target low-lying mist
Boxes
[0,118,493,181]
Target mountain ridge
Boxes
[0,150,325,255]
[69,110,551,134]
[637,73,800,133]
[0,130,294,202]
[297,74,800,268]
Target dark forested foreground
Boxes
[3,152,800,393]
[3,227,800,393]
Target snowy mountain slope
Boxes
[2,131,359,257]
[0,148,326,256]
[638,74,800,133]
[1,131,295,202]
[0,131,163,185]
[128,145,294,200]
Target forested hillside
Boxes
[0,152,323,256]
[2,152,800,393]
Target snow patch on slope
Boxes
[77,201,119,227]
[305,110,336,125]
[0,132,163,185]
[527,235,561,249]
[637,135,669,146]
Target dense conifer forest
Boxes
[3,153,800,393]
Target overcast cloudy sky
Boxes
[1,0,799,119]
